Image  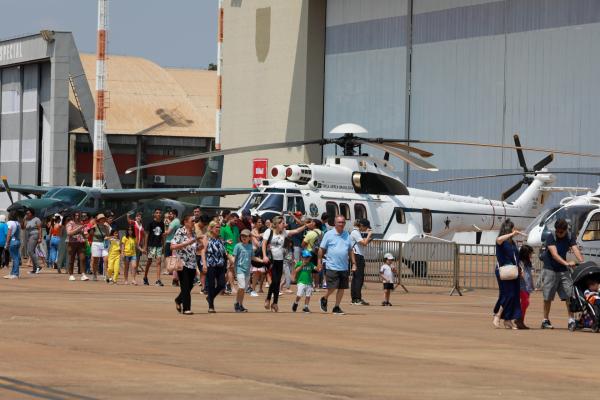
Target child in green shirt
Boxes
[292,250,316,313]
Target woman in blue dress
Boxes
[493,219,524,329]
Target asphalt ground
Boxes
[0,267,596,400]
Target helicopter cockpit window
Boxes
[545,205,595,237]
[242,193,268,213]
[582,213,600,241]
[258,194,284,212]
[354,204,367,220]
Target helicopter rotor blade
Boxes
[513,134,528,171]
[416,173,530,184]
[1,176,14,205]
[501,181,525,201]
[392,139,600,159]
[360,141,438,171]
[125,139,326,174]
[371,140,434,158]
[416,170,600,184]
[532,153,554,172]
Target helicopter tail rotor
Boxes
[501,135,554,201]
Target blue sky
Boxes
[0,0,217,69]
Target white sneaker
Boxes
[250,291,259,297]
[69,275,76,281]
[81,274,90,281]
[3,274,17,279]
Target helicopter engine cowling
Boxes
[270,165,289,180]
[285,164,312,184]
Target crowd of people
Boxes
[0,207,397,315]
[3,206,599,325]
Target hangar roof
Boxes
[69,53,216,138]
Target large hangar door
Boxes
[0,66,23,195]
[324,0,409,168]
[0,64,41,202]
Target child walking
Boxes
[292,250,316,313]
[380,253,397,306]
[517,245,534,329]
[106,230,122,284]
[232,229,254,312]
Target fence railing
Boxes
[363,240,600,294]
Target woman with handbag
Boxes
[201,221,228,313]
[493,219,524,329]
[171,215,198,315]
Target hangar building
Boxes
[220,0,600,207]
[0,32,217,211]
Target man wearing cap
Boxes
[318,215,356,315]
[88,213,111,281]
[350,219,373,306]
[232,229,253,312]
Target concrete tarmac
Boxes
[0,269,596,399]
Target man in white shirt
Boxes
[350,219,373,305]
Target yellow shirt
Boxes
[108,237,121,258]
[121,236,137,257]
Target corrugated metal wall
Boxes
[0,63,45,201]
[324,0,409,175]
[324,0,600,201]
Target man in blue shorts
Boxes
[318,215,356,315]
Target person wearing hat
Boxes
[380,253,397,306]
[232,228,254,312]
[350,218,373,306]
[88,213,111,281]
[292,249,317,313]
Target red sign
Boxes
[252,158,268,188]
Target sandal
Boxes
[271,303,279,313]
[175,301,182,314]
[264,300,271,310]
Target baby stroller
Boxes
[570,262,600,332]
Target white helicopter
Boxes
[525,186,600,257]
[126,123,599,244]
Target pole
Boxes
[93,0,107,188]
[135,135,142,188]
[215,0,223,150]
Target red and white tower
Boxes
[93,0,108,188]
[215,0,223,150]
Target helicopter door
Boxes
[579,210,600,252]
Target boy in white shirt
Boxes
[380,253,397,306]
